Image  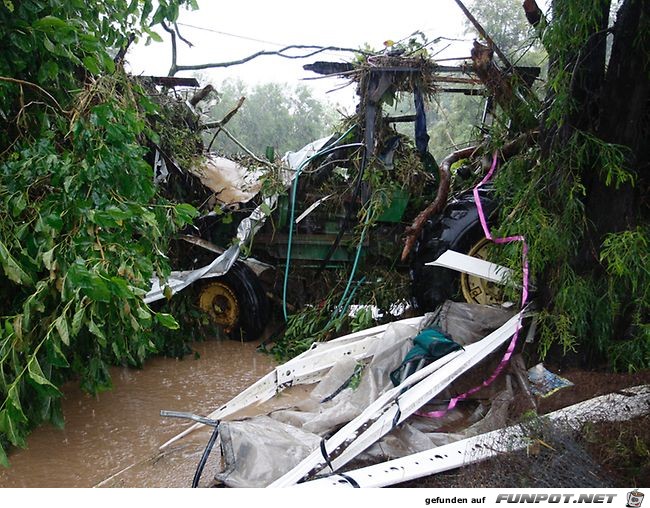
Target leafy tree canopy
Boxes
[0,0,200,466]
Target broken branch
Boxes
[205,96,246,152]
[216,125,270,166]
[168,45,373,76]
[0,76,69,114]
[201,96,246,131]
[189,84,215,107]
[401,146,479,261]
[454,0,513,70]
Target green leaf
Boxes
[45,337,69,368]
[55,314,70,345]
[33,15,68,30]
[0,409,25,448]
[100,52,116,74]
[7,385,26,423]
[42,36,57,53]
[109,277,132,299]
[43,214,63,233]
[82,56,101,75]
[0,241,32,285]
[71,304,85,337]
[2,1,14,13]
[136,306,152,321]
[156,313,179,330]
[42,247,55,270]
[174,203,199,223]
[10,193,26,217]
[260,202,273,217]
[0,441,8,468]
[111,342,121,360]
[146,28,163,43]
[27,358,61,396]
[49,399,64,429]
[88,320,106,347]
[67,265,112,302]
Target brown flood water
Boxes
[0,339,276,488]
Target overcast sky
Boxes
[126,0,472,111]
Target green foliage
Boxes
[149,287,224,359]
[582,416,650,486]
[599,228,650,371]
[491,126,648,371]
[202,79,338,156]
[0,0,199,464]
[270,277,379,362]
[271,304,332,361]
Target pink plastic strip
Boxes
[418,152,529,418]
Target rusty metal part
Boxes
[401,146,478,262]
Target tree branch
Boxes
[114,33,136,66]
[161,21,178,77]
[168,45,373,76]
[214,124,270,166]
[205,96,246,152]
[0,76,69,114]
[401,146,478,261]
[202,96,246,131]
[189,84,215,107]
[173,22,193,48]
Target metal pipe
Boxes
[160,410,219,427]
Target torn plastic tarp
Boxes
[300,384,650,488]
[144,137,332,304]
[201,302,516,487]
[188,155,264,205]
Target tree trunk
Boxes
[539,0,650,345]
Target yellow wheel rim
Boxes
[198,281,240,331]
[460,237,505,305]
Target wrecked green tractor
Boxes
[156,53,538,343]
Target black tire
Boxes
[198,261,270,342]
[410,188,498,312]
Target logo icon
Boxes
[627,490,644,508]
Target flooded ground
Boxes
[0,339,276,488]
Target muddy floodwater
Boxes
[0,339,276,488]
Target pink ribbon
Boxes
[417,152,529,418]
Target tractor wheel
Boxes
[410,188,502,312]
[198,261,269,342]
[459,236,506,305]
